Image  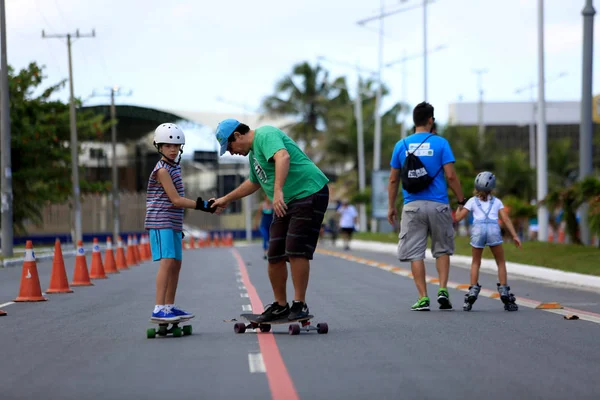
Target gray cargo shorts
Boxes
[398,200,455,262]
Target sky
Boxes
[5,0,599,153]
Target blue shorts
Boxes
[470,222,503,249]
[149,229,183,261]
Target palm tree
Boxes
[261,61,334,155]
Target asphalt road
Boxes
[1,242,599,400]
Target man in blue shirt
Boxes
[387,102,466,311]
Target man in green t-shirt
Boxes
[211,119,330,323]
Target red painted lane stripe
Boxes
[232,249,299,400]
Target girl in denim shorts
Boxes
[454,172,522,312]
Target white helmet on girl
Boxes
[153,123,185,146]
[474,171,496,191]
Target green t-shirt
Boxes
[248,126,329,203]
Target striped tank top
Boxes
[144,160,185,231]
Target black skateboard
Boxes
[147,317,193,338]
[227,313,328,335]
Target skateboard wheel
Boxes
[234,322,246,334]
[183,325,192,336]
[288,324,300,335]
[146,328,157,339]
[173,327,183,337]
[316,323,328,334]
[259,324,271,333]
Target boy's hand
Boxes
[195,197,216,213]
[512,235,522,248]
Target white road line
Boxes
[242,304,252,312]
[0,301,14,308]
[240,293,249,298]
[248,353,266,373]
[238,285,246,290]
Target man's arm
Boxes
[223,179,261,203]
[387,168,401,225]
[443,163,465,204]
[271,149,290,217]
[272,149,290,192]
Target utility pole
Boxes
[91,86,132,243]
[579,0,596,246]
[0,0,13,257]
[536,0,549,243]
[473,68,488,142]
[42,29,95,245]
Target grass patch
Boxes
[354,232,600,277]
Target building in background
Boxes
[447,100,600,170]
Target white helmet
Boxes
[153,123,185,146]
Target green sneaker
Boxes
[411,297,430,311]
[437,288,453,310]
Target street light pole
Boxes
[373,0,384,173]
[473,68,488,142]
[423,0,428,101]
[515,72,568,168]
[537,0,549,243]
[354,73,367,232]
[579,0,596,246]
[0,0,13,257]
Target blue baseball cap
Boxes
[215,118,241,156]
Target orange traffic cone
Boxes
[138,235,147,260]
[46,238,73,294]
[126,235,137,267]
[145,234,151,258]
[14,241,48,302]
[89,238,107,279]
[116,236,128,270]
[71,240,94,286]
[133,235,141,263]
[104,237,119,274]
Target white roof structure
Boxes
[448,101,581,126]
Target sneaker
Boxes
[438,288,453,310]
[170,306,195,320]
[151,309,180,322]
[288,301,310,320]
[411,297,430,311]
[255,302,290,322]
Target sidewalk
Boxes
[337,239,600,292]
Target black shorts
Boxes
[341,227,354,235]
[268,185,329,262]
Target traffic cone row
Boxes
[11,231,235,310]
[12,235,151,306]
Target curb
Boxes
[342,239,600,292]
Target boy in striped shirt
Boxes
[145,123,215,322]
